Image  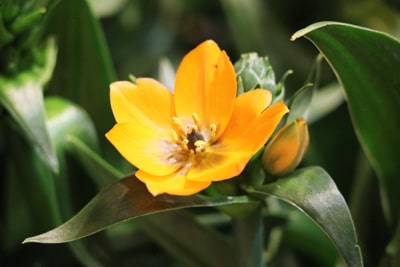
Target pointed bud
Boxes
[262,118,309,177]
[10,8,46,35]
[234,52,290,101]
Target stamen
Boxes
[173,117,188,139]
[210,124,217,139]
[192,113,201,129]
[169,114,214,155]
[172,116,185,131]
[170,129,179,142]
[181,138,189,150]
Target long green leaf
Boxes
[44,0,116,150]
[246,166,363,267]
[24,175,249,243]
[60,135,242,267]
[140,211,236,267]
[45,96,119,266]
[0,38,58,170]
[292,21,400,226]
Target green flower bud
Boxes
[10,8,46,35]
[234,52,290,101]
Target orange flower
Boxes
[105,40,289,196]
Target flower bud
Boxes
[262,118,309,177]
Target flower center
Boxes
[186,129,205,151]
[171,113,217,155]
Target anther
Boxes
[194,140,207,147]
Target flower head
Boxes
[106,40,288,196]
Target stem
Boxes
[233,203,264,267]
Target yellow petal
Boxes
[240,100,289,153]
[105,123,181,176]
[186,92,288,183]
[186,150,251,182]
[220,89,272,143]
[220,90,288,155]
[110,78,174,128]
[136,170,211,196]
[174,40,236,133]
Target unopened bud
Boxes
[262,118,309,177]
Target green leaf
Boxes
[65,135,121,188]
[140,211,236,267]
[44,0,116,150]
[62,135,243,267]
[246,166,363,267]
[286,54,323,123]
[24,175,250,243]
[308,82,344,124]
[0,39,58,171]
[381,216,400,266]
[45,96,98,153]
[286,83,313,123]
[45,96,100,220]
[292,21,400,226]
[44,96,128,266]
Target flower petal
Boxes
[110,78,174,128]
[105,123,181,176]
[136,170,211,196]
[220,89,272,142]
[221,90,288,154]
[188,91,288,183]
[174,40,236,133]
[186,150,251,182]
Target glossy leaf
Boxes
[44,0,116,149]
[292,22,400,226]
[140,211,236,267]
[59,134,243,267]
[286,83,313,123]
[0,39,58,171]
[308,82,344,124]
[45,96,99,219]
[246,166,363,267]
[24,175,250,243]
[285,55,322,123]
[44,96,121,266]
[65,135,121,188]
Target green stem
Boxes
[233,203,264,267]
